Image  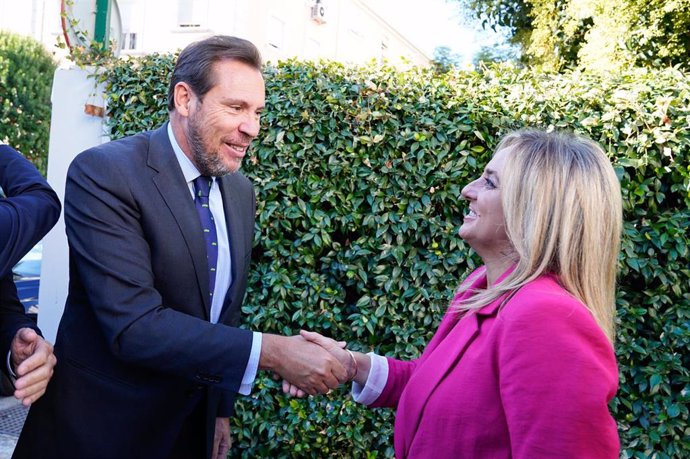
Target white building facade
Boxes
[0,0,431,66]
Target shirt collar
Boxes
[167,121,203,184]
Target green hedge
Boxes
[102,57,689,458]
[0,31,56,174]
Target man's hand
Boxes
[10,327,57,406]
[212,417,231,459]
[260,333,348,395]
[300,330,353,373]
[281,332,350,397]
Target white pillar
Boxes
[38,66,108,343]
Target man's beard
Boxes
[187,114,242,177]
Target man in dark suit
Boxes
[14,36,349,459]
[0,143,59,406]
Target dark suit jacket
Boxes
[0,144,61,276]
[15,125,256,459]
[0,145,59,374]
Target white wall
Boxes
[0,0,63,56]
[115,0,430,65]
[1,0,430,65]
[38,67,107,343]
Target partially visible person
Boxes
[0,143,60,406]
[293,130,622,458]
[14,36,346,459]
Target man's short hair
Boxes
[167,35,262,111]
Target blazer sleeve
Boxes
[64,148,252,394]
[496,295,620,458]
[370,268,488,409]
[369,357,419,408]
[0,145,61,276]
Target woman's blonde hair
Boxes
[456,129,623,342]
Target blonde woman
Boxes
[295,129,622,458]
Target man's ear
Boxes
[173,82,194,117]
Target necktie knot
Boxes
[193,176,213,199]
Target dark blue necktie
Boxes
[193,176,218,301]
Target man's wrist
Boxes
[258,334,282,373]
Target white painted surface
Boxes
[1,0,432,66]
[38,67,107,343]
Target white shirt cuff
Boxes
[238,332,262,395]
[351,352,388,405]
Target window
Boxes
[116,0,142,51]
[121,32,137,50]
[177,0,209,29]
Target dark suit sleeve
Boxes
[0,274,41,374]
[0,145,61,276]
[65,148,252,393]
[217,389,236,418]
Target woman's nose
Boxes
[461,178,479,200]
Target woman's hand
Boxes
[281,330,371,396]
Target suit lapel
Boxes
[147,125,211,319]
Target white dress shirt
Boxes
[167,123,260,395]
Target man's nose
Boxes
[239,115,260,138]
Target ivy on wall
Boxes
[103,57,689,458]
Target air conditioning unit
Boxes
[311,1,326,24]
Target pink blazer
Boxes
[371,267,620,458]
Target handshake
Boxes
[259,330,367,397]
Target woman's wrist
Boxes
[351,351,371,386]
[346,349,358,381]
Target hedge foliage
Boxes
[0,31,56,175]
[102,56,689,458]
